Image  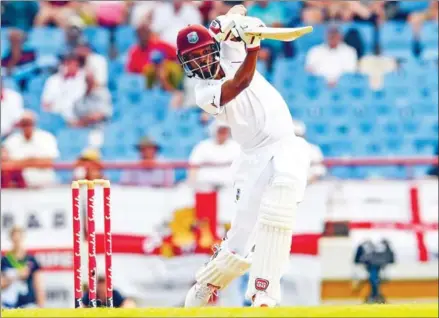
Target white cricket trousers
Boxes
[220,135,310,257]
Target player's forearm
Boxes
[220,49,259,105]
[232,49,259,89]
[34,272,45,307]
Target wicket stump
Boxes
[71,179,113,308]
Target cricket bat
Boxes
[244,26,313,42]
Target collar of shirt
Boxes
[64,72,78,79]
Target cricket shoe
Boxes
[184,283,217,307]
[252,291,277,307]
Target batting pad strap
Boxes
[258,185,296,230]
[196,249,251,290]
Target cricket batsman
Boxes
[176,5,310,307]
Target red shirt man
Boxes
[126,22,176,74]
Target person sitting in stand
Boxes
[81,276,136,308]
[1,226,45,308]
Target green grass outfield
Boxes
[2,304,438,317]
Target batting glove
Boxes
[232,16,265,51]
[209,15,237,42]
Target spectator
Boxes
[196,1,214,26]
[75,39,108,87]
[65,15,86,52]
[408,1,438,34]
[1,80,24,138]
[126,21,177,74]
[69,72,112,128]
[73,148,104,181]
[293,120,326,184]
[1,29,36,75]
[41,52,86,120]
[144,50,184,92]
[359,44,397,90]
[3,110,60,188]
[188,122,240,189]
[82,1,128,28]
[306,25,358,85]
[1,146,26,189]
[208,1,245,21]
[1,226,45,308]
[120,137,174,187]
[151,0,202,47]
[247,1,291,72]
[1,1,39,32]
[82,276,136,308]
[301,1,385,25]
[34,1,78,28]
[130,1,157,29]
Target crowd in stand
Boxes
[1,1,438,188]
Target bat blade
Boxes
[244,26,313,42]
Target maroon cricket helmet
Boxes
[176,24,220,79]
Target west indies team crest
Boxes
[187,31,199,44]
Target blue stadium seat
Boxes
[117,73,145,93]
[355,166,407,179]
[57,128,91,160]
[38,113,66,135]
[328,141,354,157]
[295,24,326,53]
[337,73,369,98]
[104,170,122,183]
[22,92,41,114]
[115,26,136,55]
[35,54,60,69]
[398,1,430,13]
[1,27,10,58]
[381,22,413,50]
[356,120,375,135]
[83,27,110,55]
[28,27,65,55]
[281,1,303,26]
[27,74,49,94]
[272,57,307,92]
[108,58,125,91]
[330,167,355,179]
[2,77,19,91]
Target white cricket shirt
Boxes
[193,41,295,153]
[4,129,60,187]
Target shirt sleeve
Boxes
[1,256,9,271]
[93,55,108,86]
[189,143,205,165]
[305,47,319,71]
[195,81,224,115]
[126,47,140,73]
[29,255,41,273]
[112,289,125,307]
[41,76,58,104]
[4,134,17,154]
